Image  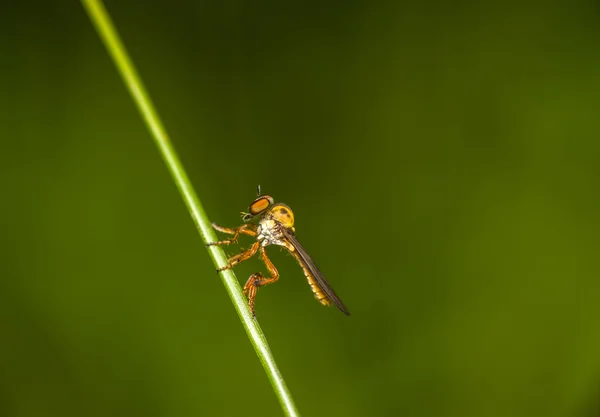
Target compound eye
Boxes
[249,195,274,216]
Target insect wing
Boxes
[284,230,350,315]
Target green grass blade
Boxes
[81,1,301,416]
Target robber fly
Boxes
[207,186,350,317]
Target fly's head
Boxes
[241,186,295,242]
[241,194,274,223]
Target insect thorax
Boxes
[257,218,287,247]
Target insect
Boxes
[207,186,350,317]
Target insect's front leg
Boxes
[207,223,257,246]
[244,247,279,316]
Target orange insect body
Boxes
[208,187,350,317]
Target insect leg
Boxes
[243,247,279,316]
[217,241,260,272]
[207,223,257,246]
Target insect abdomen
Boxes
[292,252,332,306]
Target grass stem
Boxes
[81,1,300,415]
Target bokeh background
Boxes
[3,1,600,416]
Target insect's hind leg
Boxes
[243,247,279,316]
[207,223,257,246]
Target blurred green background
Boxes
[3,1,600,416]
